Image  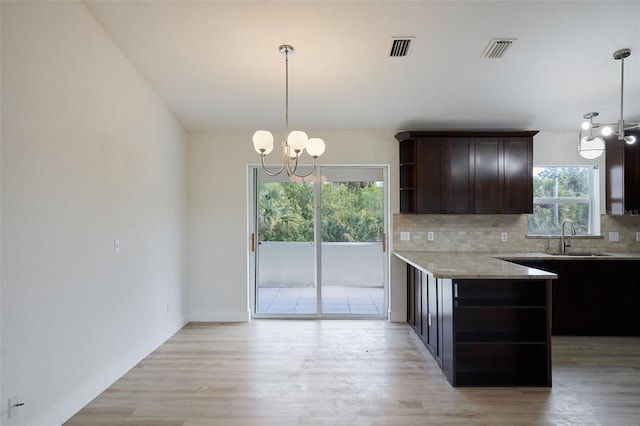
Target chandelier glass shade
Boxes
[252,45,325,177]
[578,48,639,159]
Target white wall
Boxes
[1,2,188,425]
[188,130,399,321]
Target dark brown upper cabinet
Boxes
[605,130,640,215]
[396,131,538,214]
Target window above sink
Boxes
[528,165,600,237]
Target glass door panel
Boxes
[320,167,386,317]
[255,168,317,315]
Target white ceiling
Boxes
[84,1,640,133]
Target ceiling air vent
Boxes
[388,37,415,57]
[481,38,516,59]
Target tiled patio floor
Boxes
[257,286,384,315]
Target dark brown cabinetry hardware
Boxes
[396,131,538,214]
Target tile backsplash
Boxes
[392,214,640,253]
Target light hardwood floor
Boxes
[65,320,640,425]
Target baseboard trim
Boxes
[189,309,250,322]
[30,316,187,426]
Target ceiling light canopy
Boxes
[578,48,639,159]
[252,45,325,177]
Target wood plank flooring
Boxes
[65,320,640,425]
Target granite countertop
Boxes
[394,251,558,279]
[394,251,640,280]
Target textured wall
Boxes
[393,214,640,253]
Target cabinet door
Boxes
[426,275,440,364]
[474,138,504,213]
[415,138,445,213]
[407,264,415,326]
[421,272,429,341]
[413,267,422,333]
[504,137,533,213]
[440,279,454,383]
[444,138,474,213]
[624,133,640,213]
[606,130,640,215]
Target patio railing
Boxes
[257,241,383,287]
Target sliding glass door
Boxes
[251,165,388,318]
[254,167,317,315]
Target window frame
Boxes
[529,165,600,236]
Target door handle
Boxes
[251,233,256,252]
[382,233,387,252]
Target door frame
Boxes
[247,164,390,319]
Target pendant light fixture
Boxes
[252,45,325,177]
[578,48,639,159]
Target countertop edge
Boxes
[394,251,561,280]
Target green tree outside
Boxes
[258,181,383,242]
[528,166,591,235]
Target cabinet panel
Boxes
[504,137,533,213]
[445,138,474,213]
[474,138,503,213]
[406,267,442,366]
[412,267,421,333]
[421,271,429,342]
[426,275,439,361]
[416,139,445,213]
[406,264,415,326]
[606,130,640,215]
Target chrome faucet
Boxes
[561,219,576,253]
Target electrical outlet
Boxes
[400,232,410,241]
[609,231,619,242]
[501,232,508,242]
[636,232,640,242]
[114,239,120,254]
[427,231,435,241]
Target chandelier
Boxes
[578,48,639,159]
[252,45,325,177]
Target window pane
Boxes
[533,166,590,198]
[528,166,597,236]
[258,182,314,242]
[528,203,590,235]
[321,181,383,242]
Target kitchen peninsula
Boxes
[395,251,557,387]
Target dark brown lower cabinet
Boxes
[406,265,441,366]
[503,259,640,336]
[407,264,552,386]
